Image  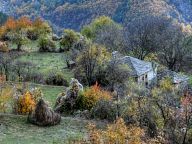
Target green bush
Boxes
[46,72,69,86]
[39,37,56,52]
[59,29,80,52]
[27,28,39,40]
[90,100,117,122]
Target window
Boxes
[135,77,138,82]
[142,76,144,81]
[145,74,147,79]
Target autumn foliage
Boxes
[15,91,35,115]
[86,118,144,144]
[13,87,43,115]
[0,16,49,39]
[77,82,111,110]
[3,16,31,32]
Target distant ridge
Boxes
[0,0,192,31]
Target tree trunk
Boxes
[17,43,22,51]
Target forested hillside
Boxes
[1,0,192,32]
[1,0,192,143]
[0,12,8,25]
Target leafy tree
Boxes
[7,30,29,51]
[60,29,80,52]
[3,17,32,51]
[31,18,52,38]
[82,16,124,52]
[75,43,110,86]
[38,37,56,52]
[81,16,121,39]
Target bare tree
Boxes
[94,24,126,52]
[125,16,169,60]
[156,22,192,71]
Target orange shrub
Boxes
[15,91,35,115]
[86,118,144,144]
[77,82,111,110]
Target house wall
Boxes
[137,70,157,87]
[148,70,156,81]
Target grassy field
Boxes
[0,114,87,144]
[38,84,64,107]
[6,82,65,108]
[8,41,60,52]
[15,52,74,81]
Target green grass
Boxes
[0,114,87,144]
[6,82,65,107]
[15,52,73,81]
[8,41,39,52]
[8,41,60,52]
[39,84,64,107]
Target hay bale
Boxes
[28,99,61,126]
[54,78,83,113]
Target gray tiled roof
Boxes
[158,69,189,84]
[115,55,153,76]
[167,70,189,84]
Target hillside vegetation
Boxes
[1,1,192,143]
[1,0,192,32]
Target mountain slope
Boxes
[0,0,192,31]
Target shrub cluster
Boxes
[46,72,69,86]
[78,118,144,144]
[76,82,111,110]
[14,91,35,115]
[13,88,43,115]
[38,37,56,52]
[90,99,117,122]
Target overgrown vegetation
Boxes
[1,2,192,143]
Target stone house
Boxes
[112,51,190,89]
[112,51,158,87]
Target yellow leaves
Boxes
[16,16,32,29]
[159,77,173,92]
[87,118,144,144]
[77,43,111,65]
[81,16,122,39]
[16,91,35,115]
[0,26,6,37]
[87,123,102,144]
[144,53,158,62]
